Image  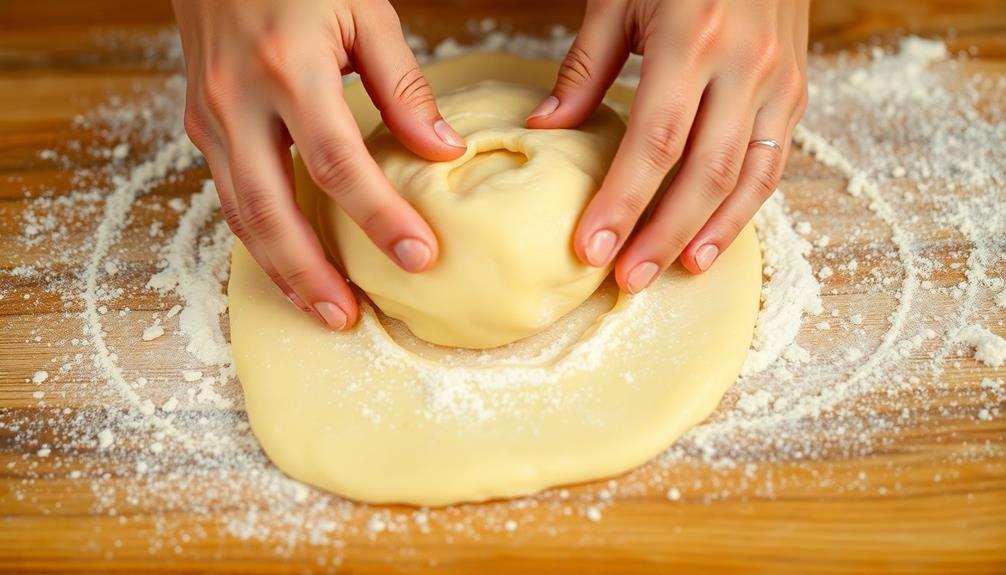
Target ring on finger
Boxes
[748,138,783,152]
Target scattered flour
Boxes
[3,26,1004,570]
[181,370,203,382]
[742,195,823,375]
[97,429,115,450]
[161,396,179,412]
[955,325,1006,368]
[141,324,165,341]
[146,180,234,367]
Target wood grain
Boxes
[1,2,1005,574]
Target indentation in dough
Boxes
[320,82,626,349]
[448,149,529,194]
[231,53,763,506]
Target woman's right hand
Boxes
[173,0,467,330]
[530,0,808,293]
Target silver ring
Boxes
[749,138,782,152]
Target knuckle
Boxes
[691,7,726,56]
[795,86,810,118]
[640,106,687,171]
[355,197,401,239]
[556,45,594,91]
[750,154,783,201]
[717,215,744,242]
[253,34,297,97]
[280,265,312,289]
[747,35,782,80]
[199,63,230,120]
[198,78,228,122]
[307,139,362,195]
[610,188,652,223]
[240,189,284,240]
[392,66,435,113]
[220,201,248,240]
[779,67,806,103]
[182,108,212,151]
[699,142,743,200]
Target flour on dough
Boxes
[230,53,762,506]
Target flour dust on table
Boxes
[2,21,1004,569]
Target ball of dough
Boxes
[320,82,625,349]
[234,55,763,506]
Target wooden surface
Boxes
[2,2,1006,574]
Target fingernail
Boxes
[433,119,466,149]
[585,229,617,267]
[626,261,659,294]
[527,95,559,121]
[285,291,308,310]
[695,244,719,272]
[394,238,432,272]
[314,301,348,331]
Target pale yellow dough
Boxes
[321,82,625,348]
[229,53,763,506]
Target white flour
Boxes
[2,23,1004,570]
[742,194,823,375]
[955,324,1006,368]
[146,179,234,368]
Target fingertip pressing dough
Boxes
[319,82,625,349]
[230,53,763,506]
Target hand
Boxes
[173,0,466,330]
[529,0,809,293]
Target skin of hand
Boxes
[528,0,810,294]
[172,0,467,330]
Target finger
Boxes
[351,2,466,161]
[279,71,440,275]
[526,0,629,128]
[203,143,309,311]
[183,101,311,311]
[679,100,795,274]
[225,114,359,331]
[614,79,758,293]
[573,48,708,270]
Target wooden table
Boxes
[2,2,1005,573]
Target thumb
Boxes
[351,3,466,162]
[526,0,629,129]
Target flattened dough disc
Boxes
[229,53,762,506]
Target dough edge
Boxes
[228,53,763,506]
